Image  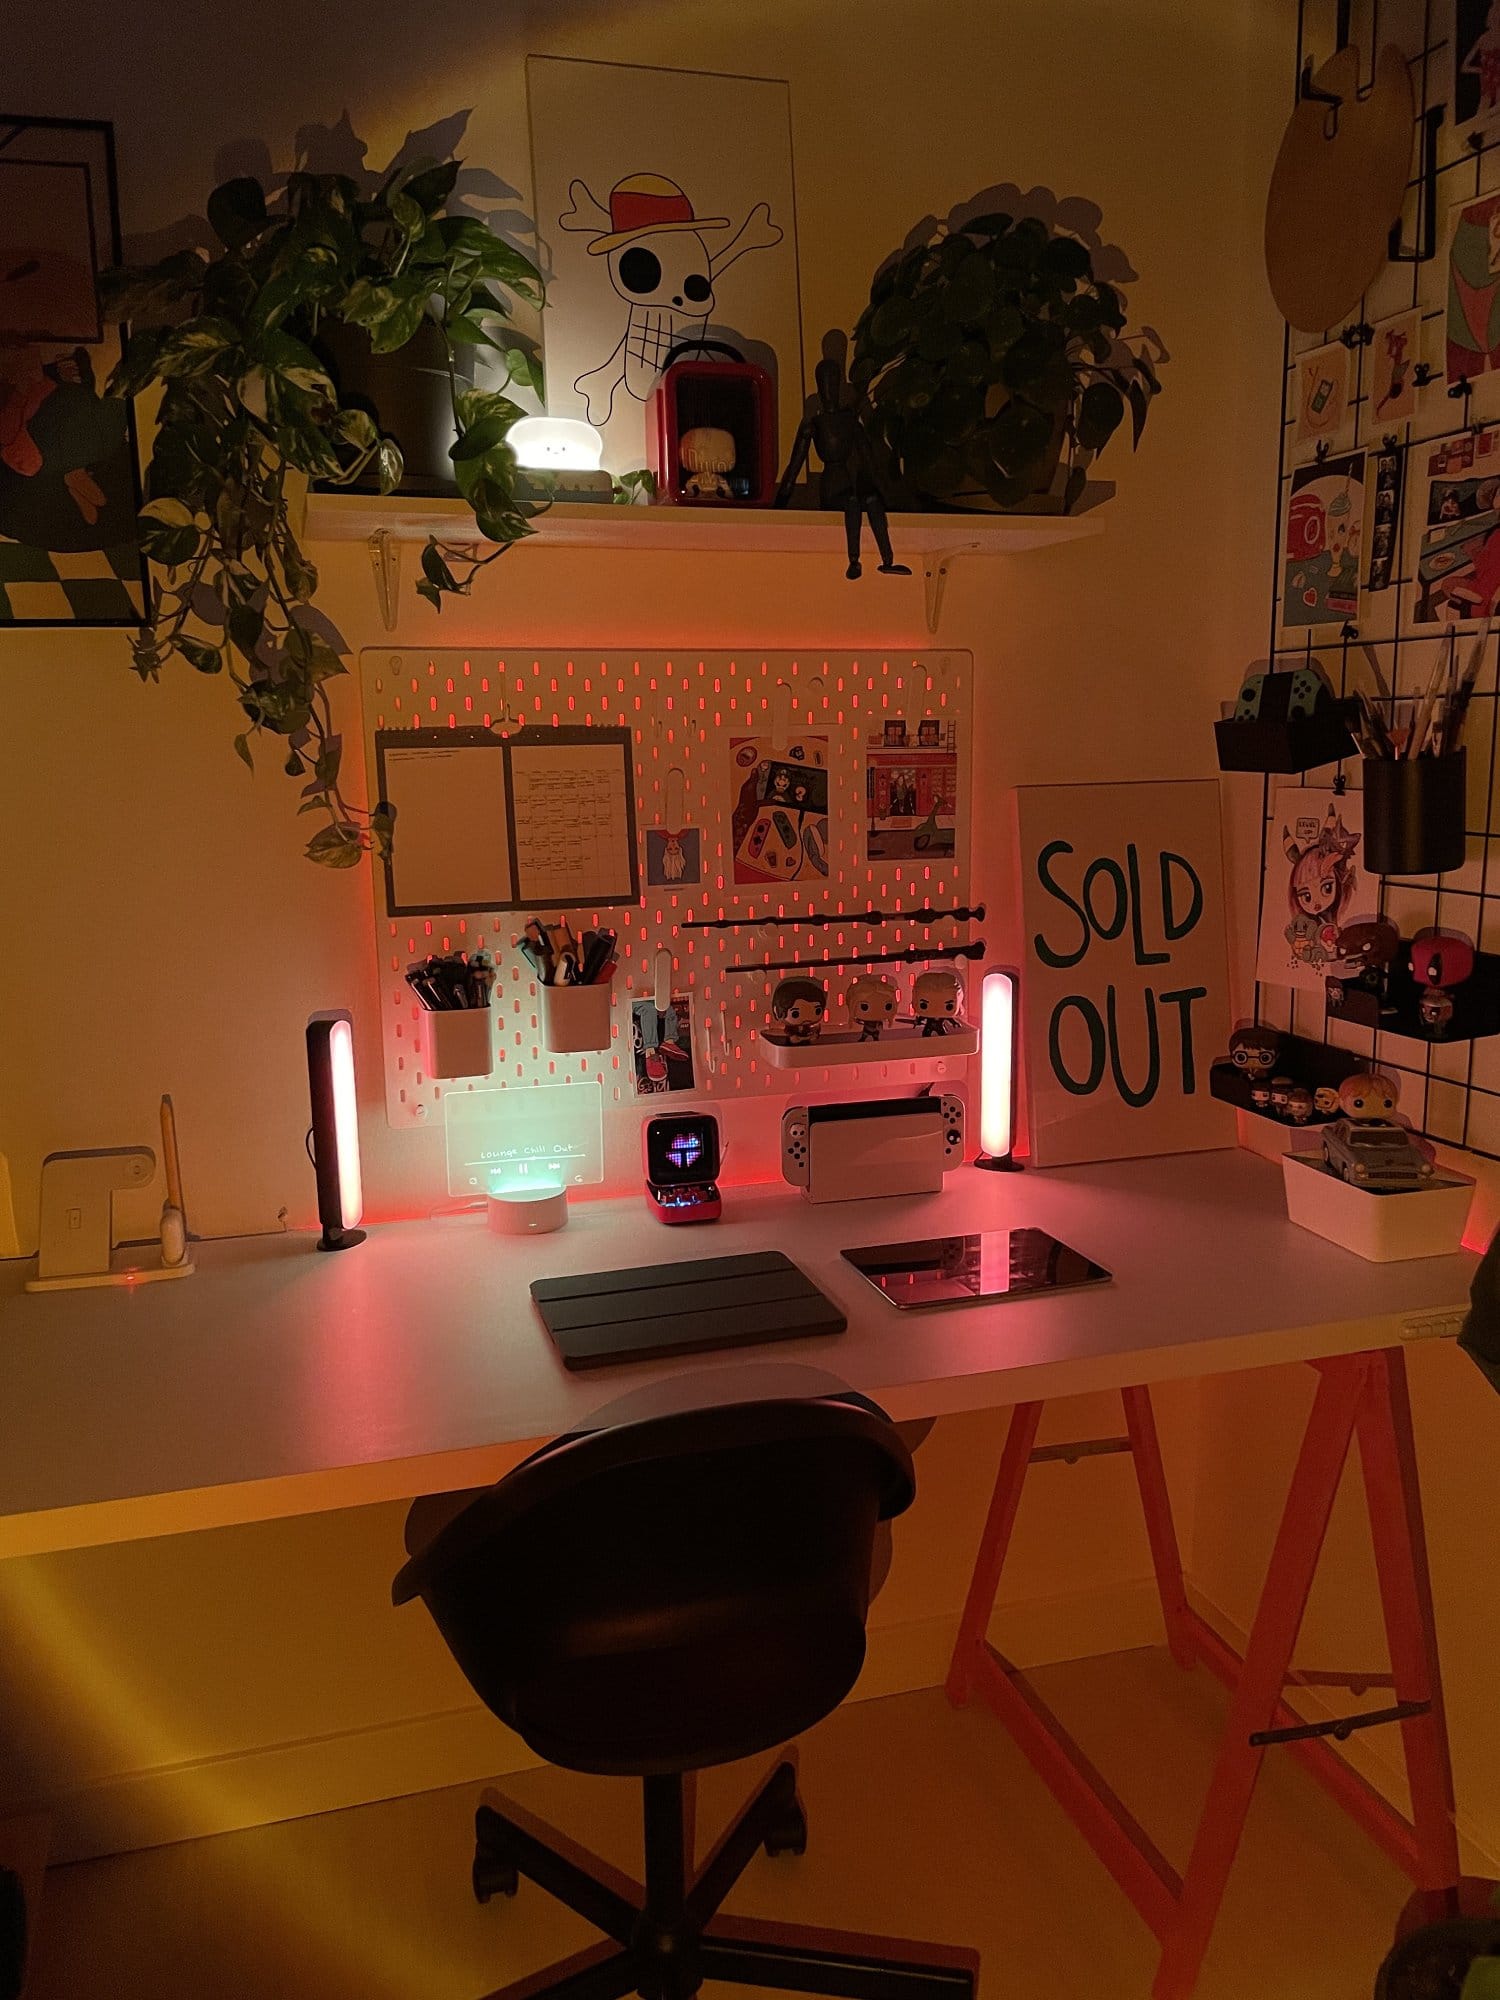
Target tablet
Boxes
[841,1230,1110,1310]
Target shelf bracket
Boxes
[923,553,956,634]
[368,528,401,632]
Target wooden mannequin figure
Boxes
[775,355,912,580]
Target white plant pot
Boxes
[1281,1148,1475,1263]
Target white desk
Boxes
[0,1149,1476,1560]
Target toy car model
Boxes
[1320,1117,1435,1191]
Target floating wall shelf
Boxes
[758,1024,979,1069]
[304,491,1108,635]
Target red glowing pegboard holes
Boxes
[362,648,974,1129]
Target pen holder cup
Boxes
[424,1007,494,1081]
[540,982,613,1055]
[1363,750,1467,877]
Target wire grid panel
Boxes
[1256,0,1500,1159]
[360,648,976,1130]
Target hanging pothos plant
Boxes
[103,159,543,866]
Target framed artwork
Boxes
[1013,779,1233,1166]
[1293,340,1348,446]
[1368,308,1421,425]
[527,56,803,475]
[1282,450,1366,631]
[0,115,146,626]
[1412,425,1500,627]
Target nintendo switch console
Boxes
[644,1112,723,1224]
[781,1092,965,1203]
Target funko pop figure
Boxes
[1410,927,1475,1037]
[1227,1024,1281,1080]
[845,974,899,1041]
[770,975,827,1045]
[1268,1075,1295,1118]
[680,425,736,501]
[1337,917,1400,992]
[1284,1084,1315,1124]
[1250,1081,1273,1112]
[912,968,964,1036]
[1313,1085,1342,1116]
[1338,1070,1401,1122]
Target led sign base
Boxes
[976,966,1023,1172]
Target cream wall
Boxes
[0,0,1293,1859]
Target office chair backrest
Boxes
[394,1393,915,1776]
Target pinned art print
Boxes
[1293,340,1349,445]
[631,993,697,1094]
[1447,192,1500,384]
[527,57,803,473]
[0,115,146,626]
[865,715,958,862]
[729,732,829,884]
[1412,425,1500,624]
[1369,308,1421,424]
[1368,442,1404,593]
[1456,0,1500,130]
[1255,788,1371,994]
[1283,451,1365,630]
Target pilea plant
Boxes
[103,158,543,866]
[849,205,1165,513]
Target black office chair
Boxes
[394,1392,979,2000]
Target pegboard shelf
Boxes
[759,1025,979,1068]
[306,493,1107,556]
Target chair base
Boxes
[470,1761,978,2000]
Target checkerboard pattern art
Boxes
[0,537,145,623]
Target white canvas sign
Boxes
[1015,780,1234,1166]
[527,56,803,473]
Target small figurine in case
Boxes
[1410,927,1475,1035]
[680,426,736,500]
[846,974,899,1040]
[912,968,964,1036]
[644,1112,722,1224]
[770,975,827,1045]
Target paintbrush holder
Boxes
[540,983,613,1055]
[1363,750,1466,877]
[424,1007,494,1080]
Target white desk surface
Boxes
[0,1149,1477,1559]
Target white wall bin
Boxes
[540,983,613,1055]
[1281,1149,1475,1263]
[425,1008,494,1081]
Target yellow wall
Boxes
[0,0,1293,1856]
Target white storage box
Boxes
[1281,1148,1474,1263]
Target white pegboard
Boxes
[360,648,975,1130]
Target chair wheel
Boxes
[763,1796,808,1858]
[472,1847,519,1903]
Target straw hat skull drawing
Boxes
[560,173,783,424]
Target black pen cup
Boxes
[1363,749,1467,877]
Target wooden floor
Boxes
[26,1648,1406,2000]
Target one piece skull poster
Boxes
[527,57,803,474]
